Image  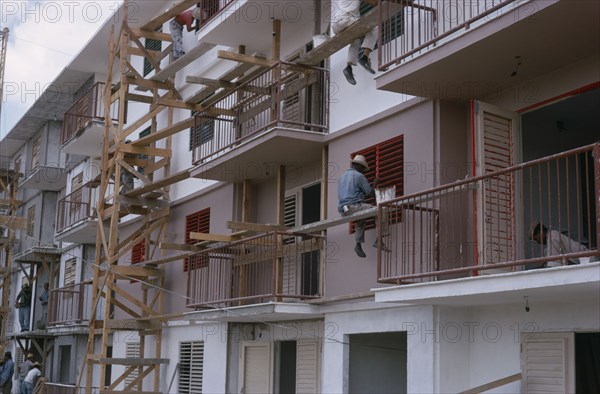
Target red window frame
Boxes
[184,208,210,272]
[350,134,404,232]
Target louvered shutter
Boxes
[184,208,210,271]
[351,134,404,232]
[131,240,146,264]
[282,194,298,295]
[64,258,77,286]
[124,342,140,389]
[241,343,271,394]
[522,333,574,393]
[31,137,41,170]
[179,341,204,394]
[296,340,320,394]
[474,101,521,266]
[26,205,36,237]
[143,30,162,77]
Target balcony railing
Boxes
[378,0,519,69]
[48,281,93,326]
[62,82,117,146]
[191,61,329,165]
[197,0,235,28]
[378,143,600,284]
[39,380,100,394]
[56,181,113,233]
[187,232,324,308]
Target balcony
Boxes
[190,62,329,182]
[13,236,61,263]
[187,231,324,308]
[377,143,600,286]
[376,0,600,99]
[19,165,67,191]
[55,181,112,244]
[61,82,118,156]
[48,281,94,329]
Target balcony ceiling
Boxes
[184,302,323,323]
[200,0,317,57]
[191,128,325,182]
[61,121,107,158]
[376,0,600,101]
[55,220,102,244]
[373,262,600,307]
[19,166,67,191]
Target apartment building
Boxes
[0,0,598,393]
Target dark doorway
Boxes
[278,341,297,394]
[349,332,407,394]
[302,184,321,296]
[576,332,600,392]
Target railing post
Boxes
[78,283,84,324]
[593,143,600,250]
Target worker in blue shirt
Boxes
[338,154,384,258]
[0,351,14,394]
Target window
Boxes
[138,127,151,175]
[64,257,77,286]
[26,205,36,237]
[350,134,404,231]
[189,110,215,151]
[124,342,141,389]
[178,341,204,394]
[31,137,41,170]
[143,30,162,77]
[184,208,210,271]
[360,3,404,45]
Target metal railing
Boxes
[197,0,236,28]
[378,0,519,69]
[40,380,100,394]
[191,61,329,164]
[56,181,113,233]
[48,281,93,326]
[378,143,600,283]
[187,231,324,308]
[62,82,117,146]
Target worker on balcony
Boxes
[332,0,379,85]
[15,282,32,332]
[169,4,204,60]
[338,155,386,258]
[528,221,596,267]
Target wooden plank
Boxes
[142,0,198,31]
[126,93,155,104]
[125,76,172,91]
[131,118,194,146]
[0,216,26,230]
[129,27,173,42]
[119,195,169,209]
[189,232,238,243]
[98,358,169,366]
[125,169,190,197]
[103,319,162,330]
[272,19,281,60]
[152,42,216,81]
[290,207,379,234]
[459,373,522,394]
[0,199,22,208]
[159,242,203,252]
[111,266,164,279]
[185,62,256,103]
[185,76,269,95]
[217,50,276,68]
[127,46,162,60]
[297,6,385,66]
[227,221,287,233]
[156,97,201,111]
[120,144,172,158]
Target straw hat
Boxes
[351,155,369,171]
[26,353,34,360]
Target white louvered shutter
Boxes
[281,194,298,296]
[474,101,522,266]
[521,333,574,393]
[124,342,140,389]
[241,343,271,394]
[179,341,204,394]
[296,340,320,394]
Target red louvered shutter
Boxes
[130,239,146,283]
[350,135,404,232]
[184,208,211,271]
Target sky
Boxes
[0,0,124,138]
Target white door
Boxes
[239,342,272,394]
[473,100,522,267]
[296,340,321,394]
[521,332,575,393]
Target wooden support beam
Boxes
[132,118,194,147]
[227,221,287,233]
[185,76,269,95]
[127,46,162,60]
[119,195,169,209]
[125,76,172,91]
[120,144,172,158]
[129,27,173,42]
[159,242,203,252]
[152,43,216,81]
[0,216,26,230]
[272,19,281,60]
[189,232,239,243]
[217,51,276,68]
[125,169,190,197]
[98,358,169,366]
[290,207,379,234]
[185,62,256,103]
[111,266,164,279]
[0,199,22,208]
[126,93,155,104]
[142,0,198,31]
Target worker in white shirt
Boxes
[21,362,41,394]
[529,221,596,267]
[332,0,379,85]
